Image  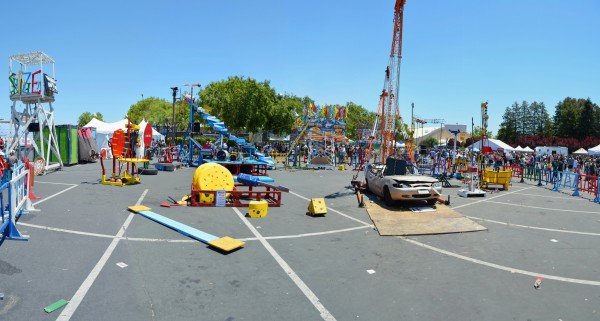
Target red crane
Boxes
[370,0,407,163]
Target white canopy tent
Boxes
[588,144,600,156]
[467,138,515,152]
[523,146,534,153]
[514,145,524,152]
[83,118,164,158]
[573,148,588,155]
[138,119,165,140]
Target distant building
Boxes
[414,125,470,145]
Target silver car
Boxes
[365,158,442,206]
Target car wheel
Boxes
[427,199,437,207]
[364,178,369,191]
[383,186,394,206]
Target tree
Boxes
[553,97,600,139]
[472,126,492,139]
[421,137,438,148]
[529,101,552,136]
[127,97,171,125]
[497,103,517,143]
[200,76,276,132]
[266,94,300,135]
[554,97,582,138]
[77,111,104,127]
[497,100,552,144]
[578,98,599,138]
[344,102,376,141]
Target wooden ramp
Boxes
[364,199,486,236]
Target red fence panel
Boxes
[578,174,598,196]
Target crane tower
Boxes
[374,0,406,162]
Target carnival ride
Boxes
[179,93,275,169]
[286,103,348,169]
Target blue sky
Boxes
[1,0,598,133]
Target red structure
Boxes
[189,184,282,207]
[372,0,407,162]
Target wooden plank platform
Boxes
[364,198,486,236]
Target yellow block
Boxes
[208,236,245,252]
[307,198,327,216]
[338,165,345,171]
[128,205,151,212]
[248,200,268,218]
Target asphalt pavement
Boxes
[1,162,599,320]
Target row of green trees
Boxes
[496,97,600,149]
[496,101,552,142]
[77,76,379,141]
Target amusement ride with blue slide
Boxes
[180,96,276,170]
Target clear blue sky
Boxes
[1,0,598,133]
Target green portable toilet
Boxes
[33,125,78,165]
[51,125,79,165]
[38,125,77,165]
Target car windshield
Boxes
[383,158,419,176]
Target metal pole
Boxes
[170,87,178,146]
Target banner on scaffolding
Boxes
[303,103,348,122]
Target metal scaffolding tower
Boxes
[8,51,62,174]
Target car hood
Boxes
[387,175,438,183]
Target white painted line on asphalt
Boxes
[35,181,78,186]
[18,222,370,243]
[260,226,371,240]
[486,200,600,214]
[34,184,79,206]
[17,222,116,239]
[467,216,600,237]
[400,236,600,286]
[452,187,534,209]
[124,236,195,243]
[56,189,148,321]
[511,192,586,201]
[233,207,337,321]
[289,191,373,227]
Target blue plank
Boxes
[138,210,219,243]
[233,176,275,183]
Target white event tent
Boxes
[83,118,164,158]
[588,144,600,156]
[467,138,515,152]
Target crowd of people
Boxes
[148,136,600,177]
[415,146,600,177]
[282,142,370,166]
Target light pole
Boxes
[170,87,178,145]
[183,83,201,165]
